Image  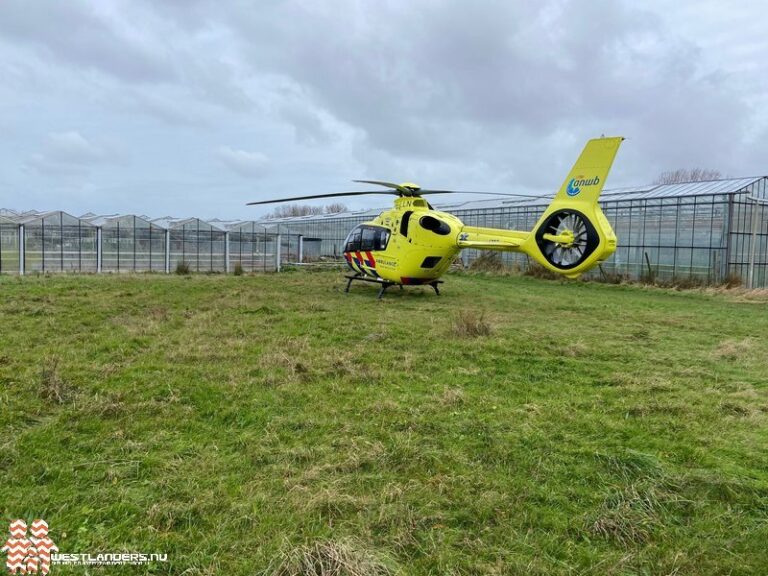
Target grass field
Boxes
[1,270,767,575]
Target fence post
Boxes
[276,233,282,272]
[298,235,304,263]
[165,229,170,274]
[96,227,102,273]
[748,198,759,288]
[225,231,230,273]
[18,224,24,275]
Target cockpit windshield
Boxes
[344,225,390,252]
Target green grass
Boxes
[1,270,768,575]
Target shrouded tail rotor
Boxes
[535,209,600,270]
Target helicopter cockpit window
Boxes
[361,227,376,251]
[344,228,362,253]
[344,226,390,252]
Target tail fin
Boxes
[554,137,623,203]
[520,136,623,278]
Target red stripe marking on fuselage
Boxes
[366,251,376,266]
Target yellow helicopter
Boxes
[249,136,623,298]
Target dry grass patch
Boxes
[523,263,561,280]
[266,539,397,576]
[452,309,492,337]
[38,356,70,404]
[712,338,754,360]
[559,340,589,358]
[589,483,685,546]
[437,387,465,407]
[719,401,753,417]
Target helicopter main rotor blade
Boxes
[418,190,549,199]
[352,179,403,190]
[247,187,552,206]
[246,190,399,205]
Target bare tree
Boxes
[324,202,348,214]
[654,168,722,185]
[266,202,348,219]
[267,204,324,219]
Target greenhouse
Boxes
[152,217,228,273]
[264,176,768,288]
[220,220,279,273]
[1,176,765,286]
[0,211,296,275]
[15,211,98,273]
[83,214,167,273]
[0,214,20,274]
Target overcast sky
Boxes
[1,0,766,219]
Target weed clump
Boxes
[233,262,245,276]
[175,261,191,275]
[267,539,396,576]
[438,387,465,407]
[452,309,492,337]
[523,263,560,280]
[39,356,70,404]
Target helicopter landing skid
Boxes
[344,274,442,299]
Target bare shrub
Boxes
[175,261,191,275]
[452,309,492,337]
[266,539,396,576]
[233,262,245,276]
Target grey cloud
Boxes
[217,146,270,178]
[25,131,119,176]
[214,0,757,188]
[1,0,766,217]
[0,1,174,83]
